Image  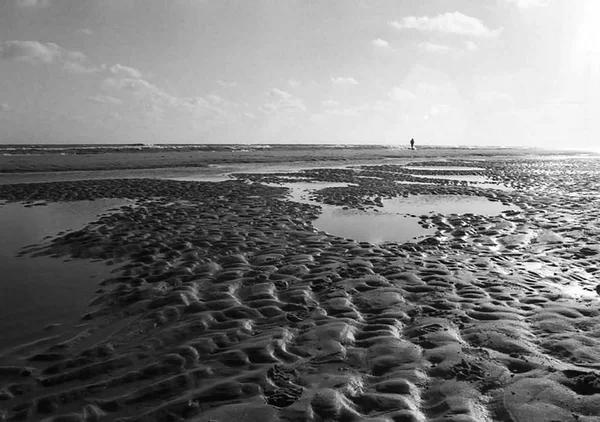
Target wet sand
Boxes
[1,149,600,421]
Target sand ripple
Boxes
[1,157,600,421]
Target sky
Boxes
[0,0,599,148]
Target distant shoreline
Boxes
[0,145,595,174]
[0,143,594,154]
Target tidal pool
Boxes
[408,174,491,183]
[0,199,131,353]
[312,195,517,244]
[313,208,434,244]
[380,195,517,216]
[276,183,518,244]
[170,175,233,182]
[277,182,434,244]
[404,166,486,171]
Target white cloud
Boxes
[288,78,300,88]
[390,12,501,38]
[78,28,93,36]
[1,41,67,64]
[322,99,340,108]
[103,77,178,110]
[424,104,453,120]
[217,80,237,88]
[504,0,550,8]
[324,107,360,117]
[418,42,451,53]
[103,77,159,94]
[261,88,306,113]
[0,41,143,77]
[64,61,104,74]
[205,94,239,109]
[465,41,478,51]
[109,63,143,79]
[372,38,390,48]
[86,95,123,105]
[0,40,102,74]
[479,91,514,102]
[0,103,13,112]
[16,0,49,8]
[103,77,233,117]
[389,87,417,102]
[331,76,358,85]
[478,91,515,112]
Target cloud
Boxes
[465,41,478,51]
[217,80,237,88]
[64,61,105,74]
[0,42,142,77]
[1,41,67,63]
[0,40,102,73]
[324,107,360,117]
[389,87,417,102]
[86,95,123,105]
[288,78,300,88]
[478,91,514,112]
[424,104,453,120]
[103,76,233,117]
[109,63,143,79]
[204,94,239,109]
[331,76,358,85]
[0,103,13,112]
[418,42,451,53]
[16,0,49,8]
[372,38,390,48]
[504,0,550,8]
[261,88,306,113]
[78,28,93,36]
[103,77,157,93]
[390,12,501,38]
[322,99,340,108]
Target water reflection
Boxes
[0,199,131,352]
[409,174,491,183]
[381,195,517,216]
[170,175,232,182]
[275,183,516,244]
[404,166,485,171]
[314,208,433,244]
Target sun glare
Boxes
[571,1,600,78]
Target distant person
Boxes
[410,138,415,150]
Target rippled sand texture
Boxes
[1,157,600,421]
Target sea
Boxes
[0,143,547,156]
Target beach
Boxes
[1,145,600,422]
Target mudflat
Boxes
[1,146,600,422]
[0,145,579,173]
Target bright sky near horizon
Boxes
[0,0,598,147]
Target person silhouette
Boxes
[410,138,415,150]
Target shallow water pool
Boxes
[277,183,517,244]
[381,195,517,216]
[404,166,486,171]
[313,195,516,244]
[0,199,131,353]
[170,175,233,182]
[408,174,491,183]
[278,182,433,244]
[313,208,434,244]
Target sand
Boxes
[1,148,600,421]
